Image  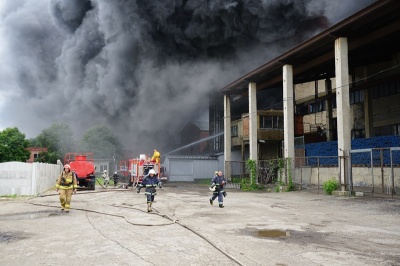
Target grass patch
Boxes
[0,194,18,198]
[97,177,116,186]
[194,178,212,185]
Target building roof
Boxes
[221,0,400,95]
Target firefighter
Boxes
[151,149,161,163]
[137,169,163,212]
[209,171,227,208]
[56,164,78,213]
[102,170,109,187]
[112,172,119,187]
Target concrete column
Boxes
[325,79,333,141]
[249,82,258,161]
[283,65,295,161]
[223,94,232,178]
[335,37,351,191]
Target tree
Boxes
[80,125,123,160]
[31,123,76,164]
[0,127,31,163]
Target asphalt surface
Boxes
[0,183,399,266]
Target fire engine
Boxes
[64,153,96,190]
[119,154,167,187]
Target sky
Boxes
[0,0,375,153]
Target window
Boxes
[374,124,400,137]
[296,101,325,115]
[373,80,400,99]
[99,164,108,173]
[231,125,238,137]
[350,90,364,104]
[260,116,283,129]
[33,153,39,159]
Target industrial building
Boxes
[209,0,400,195]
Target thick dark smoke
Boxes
[0,0,375,155]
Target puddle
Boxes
[0,211,61,221]
[0,233,13,242]
[257,230,289,238]
[0,231,30,243]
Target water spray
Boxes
[162,132,224,157]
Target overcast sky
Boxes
[0,0,375,153]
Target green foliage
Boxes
[230,176,243,183]
[0,194,17,198]
[97,176,116,186]
[323,178,339,195]
[277,158,285,185]
[0,127,31,163]
[195,178,212,185]
[273,158,285,192]
[242,159,262,191]
[31,123,75,163]
[80,125,123,160]
[285,158,295,192]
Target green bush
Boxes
[242,160,262,191]
[323,178,339,195]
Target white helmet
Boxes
[149,169,156,175]
[104,170,107,173]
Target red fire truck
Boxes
[119,154,167,187]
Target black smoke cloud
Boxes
[0,0,375,155]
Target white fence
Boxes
[0,162,63,196]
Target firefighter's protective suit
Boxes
[56,164,78,212]
[112,172,119,187]
[209,171,227,208]
[137,169,162,212]
[151,149,161,163]
[102,170,109,187]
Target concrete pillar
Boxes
[283,65,295,161]
[249,82,258,161]
[224,94,232,178]
[334,37,351,191]
[325,79,333,141]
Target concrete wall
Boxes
[294,166,400,191]
[0,162,62,196]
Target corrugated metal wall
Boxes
[165,157,219,182]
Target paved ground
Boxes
[0,183,399,266]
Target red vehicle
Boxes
[64,153,96,190]
[119,154,167,187]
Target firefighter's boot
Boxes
[219,203,224,208]
[147,202,152,212]
[209,198,213,205]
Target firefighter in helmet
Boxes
[102,170,109,187]
[112,171,119,187]
[151,149,161,163]
[56,164,78,213]
[209,171,227,208]
[137,169,162,212]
